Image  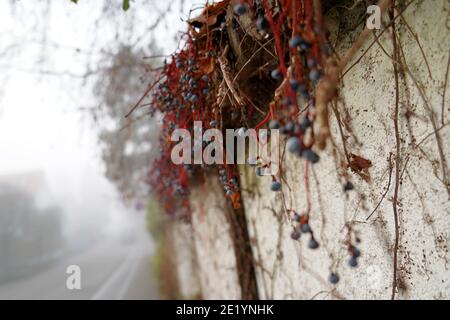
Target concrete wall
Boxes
[174,0,450,300]
[186,175,241,299]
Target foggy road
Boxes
[0,236,158,300]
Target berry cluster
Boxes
[289,211,319,250]
[218,166,242,209]
[348,245,361,268]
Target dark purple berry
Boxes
[289,35,303,48]
[270,181,282,192]
[343,181,354,191]
[293,212,301,222]
[291,229,301,240]
[299,117,312,131]
[303,149,320,164]
[271,69,283,81]
[308,238,319,250]
[286,136,302,154]
[289,79,299,91]
[233,3,248,16]
[309,69,321,81]
[298,85,309,99]
[256,16,269,31]
[300,223,311,234]
[348,256,358,268]
[299,39,311,51]
[329,273,340,284]
[284,122,295,133]
[269,119,280,129]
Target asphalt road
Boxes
[0,234,158,300]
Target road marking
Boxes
[116,246,144,299]
[90,245,141,300]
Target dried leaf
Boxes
[187,0,230,29]
[348,153,372,182]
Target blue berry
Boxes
[291,229,301,240]
[203,88,209,95]
[271,69,283,81]
[201,75,209,82]
[348,256,358,268]
[299,117,312,131]
[352,247,361,258]
[293,212,301,222]
[281,121,295,134]
[284,122,295,133]
[270,181,282,192]
[233,3,248,16]
[289,79,299,91]
[299,39,311,51]
[328,273,340,284]
[289,35,303,48]
[269,119,280,129]
[298,85,309,99]
[309,69,322,82]
[303,149,320,163]
[308,238,319,249]
[300,223,311,234]
[344,181,354,191]
[286,136,302,154]
[256,16,268,31]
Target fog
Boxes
[0,0,196,299]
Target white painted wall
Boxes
[174,0,449,300]
[188,175,241,299]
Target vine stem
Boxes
[390,4,401,300]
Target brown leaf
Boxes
[187,0,230,29]
[348,153,372,182]
[198,57,215,75]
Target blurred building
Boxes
[0,171,64,283]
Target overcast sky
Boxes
[0,0,197,239]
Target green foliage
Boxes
[122,0,130,11]
[70,0,131,11]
